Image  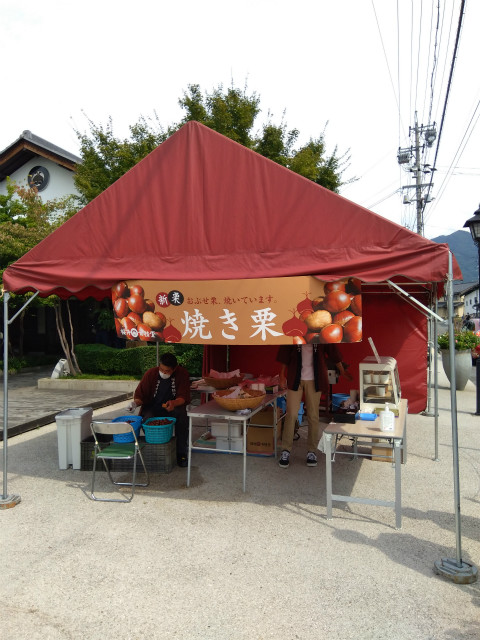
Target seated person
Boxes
[128,352,190,467]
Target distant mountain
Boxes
[431,230,478,282]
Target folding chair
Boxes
[90,420,149,502]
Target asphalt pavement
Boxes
[0,366,131,439]
[1,360,479,640]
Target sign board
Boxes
[112,276,362,346]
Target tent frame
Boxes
[2,291,39,507]
[2,257,477,582]
[433,253,477,582]
[385,279,442,458]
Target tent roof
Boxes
[3,121,461,300]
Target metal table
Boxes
[323,398,408,529]
[187,391,286,492]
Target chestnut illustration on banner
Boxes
[143,311,166,332]
[163,321,182,343]
[289,279,362,344]
[282,310,308,337]
[304,310,332,332]
[111,281,169,342]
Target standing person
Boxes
[127,352,191,467]
[463,313,474,331]
[277,343,352,468]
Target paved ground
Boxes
[1,359,479,639]
[0,367,131,438]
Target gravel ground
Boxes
[1,361,479,640]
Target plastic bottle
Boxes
[380,403,394,431]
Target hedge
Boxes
[74,343,203,377]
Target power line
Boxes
[424,97,480,222]
[427,0,445,124]
[409,0,414,123]
[371,0,407,139]
[421,0,467,220]
[397,0,401,146]
[341,148,396,190]
[431,0,456,122]
[420,0,436,125]
[413,0,424,116]
[367,186,401,210]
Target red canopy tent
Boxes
[4,122,473,580]
[3,121,461,413]
[4,121,459,296]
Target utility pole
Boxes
[397,112,437,236]
[397,115,439,422]
[414,116,423,235]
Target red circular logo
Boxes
[156,292,170,307]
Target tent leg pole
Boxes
[1,293,21,509]
[422,330,434,416]
[433,292,439,461]
[422,290,435,417]
[434,252,477,583]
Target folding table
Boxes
[322,398,408,529]
[187,391,286,492]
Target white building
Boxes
[463,283,479,317]
[437,281,479,322]
[0,130,81,201]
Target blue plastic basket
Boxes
[112,415,142,443]
[332,393,350,410]
[143,417,176,444]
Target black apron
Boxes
[152,376,174,413]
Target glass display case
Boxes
[359,356,401,411]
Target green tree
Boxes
[286,135,347,191]
[179,83,260,147]
[254,121,296,166]
[73,114,173,203]
[179,84,351,192]
[74,82,353,203]
[0,178,79,272]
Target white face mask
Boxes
[159,371,171,380]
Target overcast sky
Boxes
[2,0,479,239]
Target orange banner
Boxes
[112,276,362,345]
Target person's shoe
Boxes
[306,451,317,467]
[177,456,188,468]
[278,450,290,468]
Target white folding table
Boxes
[323,398,408,529]
[187,391,286,492]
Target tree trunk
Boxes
[54,301,80,376]
[66,300,82,374]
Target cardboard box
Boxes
[371,438,393,462]
[250,406,285,427]
[250,407,275,426]
[247,426,274,454]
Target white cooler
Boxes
[210,422,242,438]
[55,407,93,469]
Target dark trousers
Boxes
[142,406,188,459]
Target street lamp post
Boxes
[463,204,480,415]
